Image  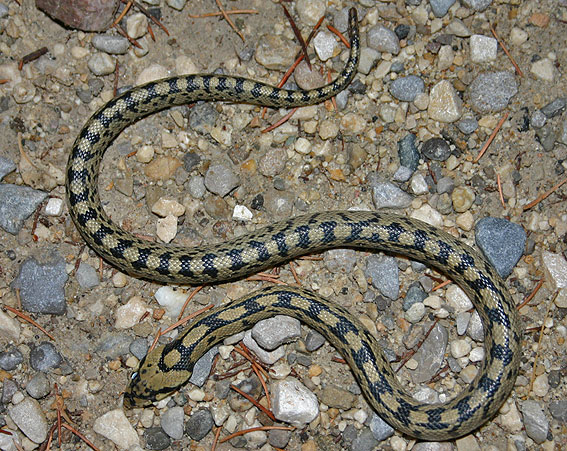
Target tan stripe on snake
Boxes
[66,8,521,441]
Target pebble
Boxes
[403,283,427,310]
[520,400,549,444]
[319,119,339,140]
[451,186,475,213]
[233,204,253,221]
[44,197,63,216]
[428,80,463,122]
[313,30,337,61]
[352,429,379,451]
[410,323,448,383]
[389,76,425,102]
[258,147,287,176]
[462,0,493,11]
[8,398,48,443]
[204,163,239,197]
[367,25,400,55]
[91,35,129,54]
[369,175,412,209]
[243,330,285,365]
[263,190,294,217]
[540,97,566,118]
[154,286,189,318]
[430,0,456,17]
[0,346,23,370]
[255,34,298,70]
[144,156,182,181]
[295,0,325,26]
[152,198,185,217]
[189,104,217,135]
[450,339,472,358]
[87,52,115,75]
[129,338,148,360]
[0,310,21,342]
[30,342,63,372]
[474,217,526,278]
[530,58,555,82]
[410,204,444,227]
[156,214,177,243]
[127,13,147,39]
[532,373,549,397]
[369,412,394,441]
[185,409,214,440]
[167,0,187,11]
[115,296,150,329]
[305,330,326,351]
[541,251,567,290]
[271,379,319,425]
[76,262,100,289]
[324,248,357,274]
[365,255,399,300]
[549,401,567,423]
[12,252,67,315]
[0,184,48,234]
[470,35,498,62]
[355,47,379,75]
[144,427,170,450]
[188,175,206,199]
[0,155,16,181]
[93,409,140,448]
[446,284,474,312]
[269,429,291,449]
[96,333,133,359]
[398,134,419,172]
[468,71,518,113]
[136,64,169,85]
[319,385,355,410]
[421,137,452,161]
[189,346,219,387]
[160,406,184,440]
[457,115,479,134]
[251,315,301,350]
[25,373,51,399]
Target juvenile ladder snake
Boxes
[66,8,522,440]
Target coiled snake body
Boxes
[66,9,521,441]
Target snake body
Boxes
[66,9,522,441]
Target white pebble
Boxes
[44,198,63,216]
[152,198,185,217]
[156,214,178,243]
[136,145,154,163]
[446,284,473,312]
[93,409,139,449]
[469,34,498,63]
[233,204,253,221]
[154,286,188,318]
[114,296,150,329]
[469,347,485,362]
[294,137,312,154]
[188,388,205,402]
[450,339,472,358]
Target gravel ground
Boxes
[1,0,567,450]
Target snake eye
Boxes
[130,371,139,381]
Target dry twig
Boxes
[474,112,509,163]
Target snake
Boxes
[65,8,522,441]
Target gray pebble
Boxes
[189,346,218,387]
[436,176,455,194]
[0,346,23,370]
[0,155,16,181]
[8,397,48,443]
[96,333,133,359]
[76,262,100,289]
[204,163,239,197]
[129,338,148,360]
[25,373,51,399]
[392,165,413,183]
[335,89,350,110]
[549,400,567,423]
[369,413,394,441]
[185,409,213,441]
[365,255,399,300]
[457,115,479,134]
[410,323,448,384]
[540,97,566,118]
[259,147,287,177]
[143,427,171,450]
[12,252,67,315]
[475,217,526,278]
[320,385,355,410]
[0,184,47,234]
[421,137,451,161]
[30,342,62,372]
[188,175,206,199]
[324,249,357,274]
[183,151,201,172]
[368,174,412,209]
[530,110,547,129]
[357,47,380,75]
[398,134,419,171]
[264,190,294,217]
[91,35,129,54]
[88,78,104,97]
[521,400,549,444]
[468,71,518,113]
[161,406,184,440]
[456,311,471,336]
[2,378,18,404]
[536,125,557,152]
[389,76,425,102]
[167,0,187,12]
[403,283,427,310]
[215,379,231,399]
[461,0,493,11]
[268,429,291,449]
[295,353,312,367]
[395,24,411,40]
[189,102,218,134]
[0,4,8,18]
[367,25,400,55]
[333,7,350,33]
[252,315,300,350]
[430,0,456,17]
[351,429,379,451]
[305,330,326,351]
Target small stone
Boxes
[461,0,492,11]
[0,347,23,370]
[258,147,287,177]
[136,64,169,85]
[269,429,292,449]
[389,76,425,102]
[25,373,51,399]
[430,0,456,17]
[252,315,301,351]
[521,400,549,444]
[369,412,394,441]
[0,311,21,341]
[540,97,566,118]
[475,217,526,278]
[144,156,182,181]
[0,156,16,181]
[8,398,48,443]
[161,406,184,440]
[457,115,479,134]
[428,80,463,122]
[255,34,298,70]
[152,198,185,217]
[398,134,419,172]
[410,204,443,227]
[541,251,567,290]
[185,409,213,441]
[91,35,129,54]
[468,72,518,113]
[532,374,549,397]
[87,52,115,76]
[263,190,294,217]
[365,255,399,300]
[422,137,451,161]
[233,204,253,221]
[44,198,63,216]
[30,342,62,372]
[295,0,326,26]
[549,401,567,423]
[451,186,475,212]
[156,214,177,243]
[410,323,448,383]
[76,262,100,289]
[294,137,312,154]
[93,409,139,448]
[144,427,170,450]
[154,286,189,318]
[320,385,355,410]
[450,339,472,358]
[126,13,147,39]
[446,285,473,312]
[406,302,426,323]
[204,163,239,197]
[305,331,326,352]
[313,31,337,61]
[188,176,206,199]
[367,25,400,55]
[369,174,412,209]
[319,119,339,140]
[115,296,150,329]
[243,330,285,365]
[136,145,155,163]
[0,184,47,234]
[271,379,319,425]
[190,347,218,387]
[530,58,555,82]
[358,47,380,75]
[510,27,528,46]
[470,35,498,63]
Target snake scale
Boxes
[66,8,522,441]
